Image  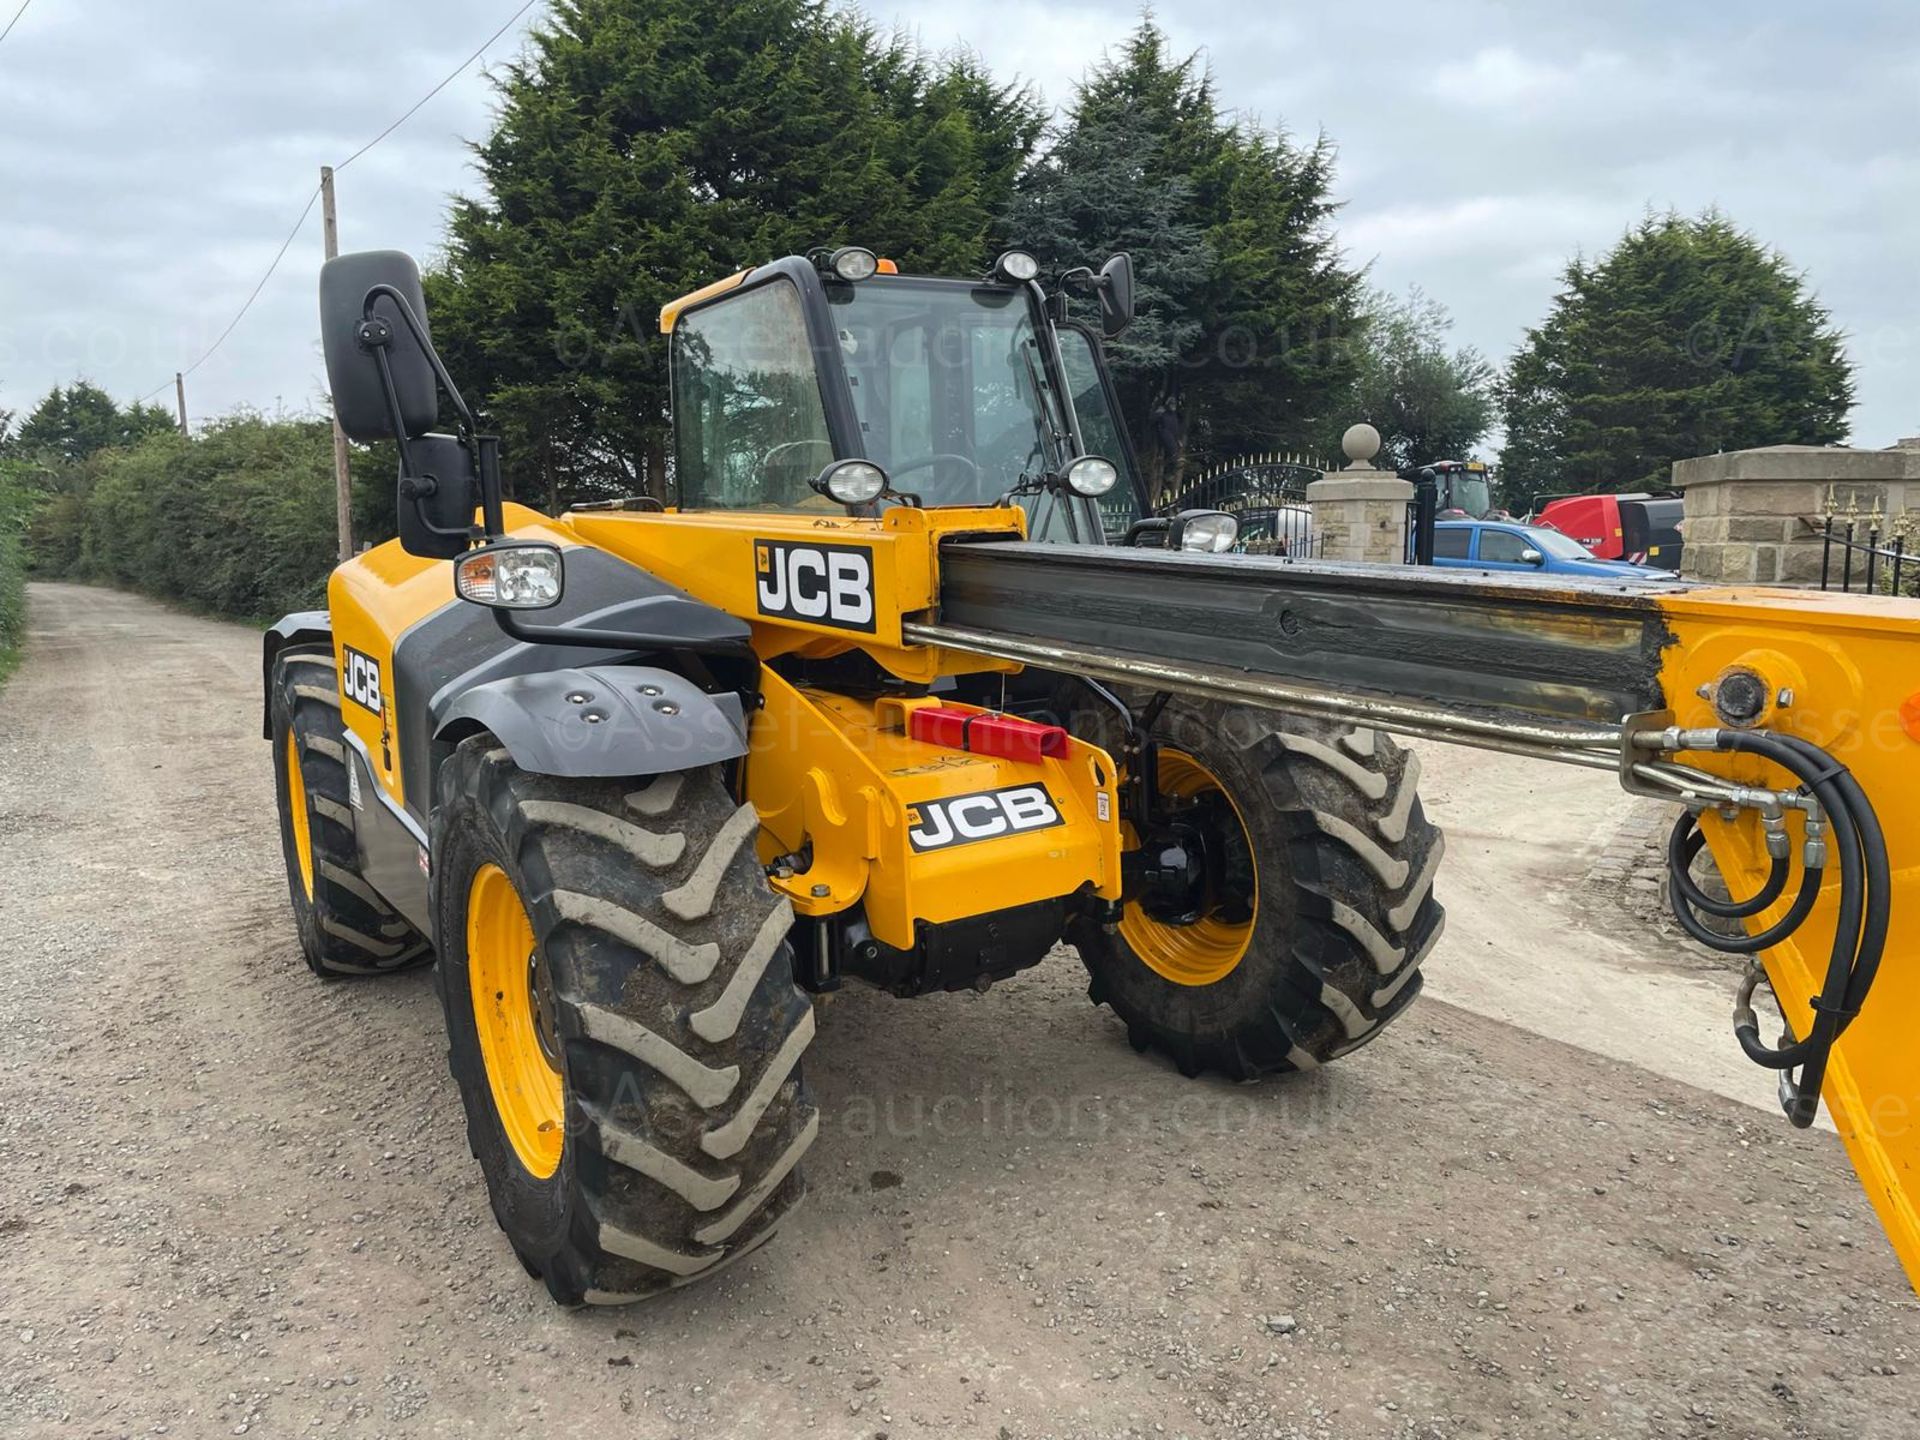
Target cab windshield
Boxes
[670,272,1110,539]
[831,278,1056,495]
[1441,471,1493,520]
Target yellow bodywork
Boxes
[566,503,1120,947]
[328,501,1123,953]
[1654,584,1920,1289]
[328,504,577,811]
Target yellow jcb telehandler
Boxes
[265,242,1920,1305]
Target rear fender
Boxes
[432,666,748,782]
[262,611,333,738]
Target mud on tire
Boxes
[1067,698,1446,1078]
[433,739,817,1305]
[270,645,430,978]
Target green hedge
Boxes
[27,415,397,624]
[0,464,28,680]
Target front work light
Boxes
[813,458,889,505]
[829,246,880,282]
[1063,455,1119,498]
[993,250,1040,283]
[455,541,566,609]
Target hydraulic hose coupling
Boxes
[1632,724,1727,756]
[1760,807,1791,860]
[1803,813,1828,870]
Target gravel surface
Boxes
[1,581,1915,1439]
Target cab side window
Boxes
[1477,529,1533,564]
[671,282,834,509]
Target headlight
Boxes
[1063,455,1119,498]
[813,458,889,505]
[828,246,880,282]
[994,249,1040,283]
[455,542,565,609]
[1175,511,1238,553]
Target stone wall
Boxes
[1672,440,1920,586]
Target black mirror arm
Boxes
[358,284,476,432]
[359,283,505,541]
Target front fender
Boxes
[263,611,332,738]
[433,665,749,780]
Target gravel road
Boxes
[2,581,1915,1439]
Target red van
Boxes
[1532,492,1684,571]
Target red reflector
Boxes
[908,707,1068,763]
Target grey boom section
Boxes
[928,541,1679,735]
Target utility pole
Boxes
[322,165,353,560]
[174,373,188,438]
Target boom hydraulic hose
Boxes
[1642,727,1892,1129]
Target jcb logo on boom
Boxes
[754,540,876,633]
[341,646,383,716]
[907,784,1063,853]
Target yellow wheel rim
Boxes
[285,731,315,901]
[1119,751,1257,987]
[467,863,565,1179]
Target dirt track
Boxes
[1,581,1915,1440]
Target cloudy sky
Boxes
[2,0,1914,446]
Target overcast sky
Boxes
[2,0,1914,447]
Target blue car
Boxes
[1431,520,1669,580]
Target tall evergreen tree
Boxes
[1005,18,1361,496]
[428,0,1043,508]
[7,382,173,469]
[1500,211,1853,498]
[1337,287,1496,471]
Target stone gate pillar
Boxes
[1307,424,1413,564]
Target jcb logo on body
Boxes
[754,540,875,633]
[907,784,1063,852]
[342,645,383,716]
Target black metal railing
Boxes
[1817,513,1918,598]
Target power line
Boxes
[337,0,541,173]
[138,0,542,407]
[140,184,322,404]
[0,0,35,49]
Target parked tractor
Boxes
[267,243,1919,1305]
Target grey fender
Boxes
[433,665,749,781]
[263,611,332,738]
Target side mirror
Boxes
[1167,509,1238,553]
[1122,509,1239,552]
[398,435,480,561]
[1520,547,1545,566]
[319,250,439,442]
[1096,253,1135,339]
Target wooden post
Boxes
[174,372,188,438]
[322,165,354,560]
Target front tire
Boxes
[433,740,816,1305]
[1067,699,1446,1078]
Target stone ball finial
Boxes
[1341,423,1382,466]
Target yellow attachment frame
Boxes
[1656,584,1920,1287]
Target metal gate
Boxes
[1161,454,1326,557]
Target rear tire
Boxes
[270,645,430,979]
[1066,698,1446,1078]
[433,740,816,1305]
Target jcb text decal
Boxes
[754,540,876,633]
[907,784,1063,853]
[341,645,384,716]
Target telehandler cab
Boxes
[269,242,1920,1306]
